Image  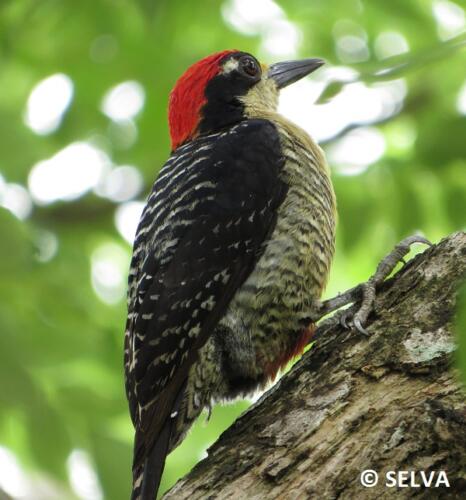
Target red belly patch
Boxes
[264,324,315,382]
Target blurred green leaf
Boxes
[456,283,466,389]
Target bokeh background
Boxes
[0,0,465,498]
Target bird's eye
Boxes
[241,56,260,78]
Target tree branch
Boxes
[165,231,466,499]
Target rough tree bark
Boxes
[165,231,466,500]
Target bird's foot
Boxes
[347,235,431,335]
[315,235,432,336]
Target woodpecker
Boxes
[124,50,336,500]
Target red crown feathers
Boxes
[168,50,237,150]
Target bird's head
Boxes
[168,50,324,150]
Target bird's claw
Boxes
[349,235,431,336]
[339,307,370,336]
[353,316,370,336]
[335,235,431,337]
[340,310,352,329]
[317,235,431,338]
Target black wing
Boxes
[124,119,287,471]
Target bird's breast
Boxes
[236,122,336,313]
[218,120,336,384]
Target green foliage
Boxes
[457,284,466,388]
[0,0,465,498]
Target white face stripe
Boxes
[221,58,240,74]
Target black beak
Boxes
[267,58,325,89]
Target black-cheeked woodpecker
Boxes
[123,49,429,500]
